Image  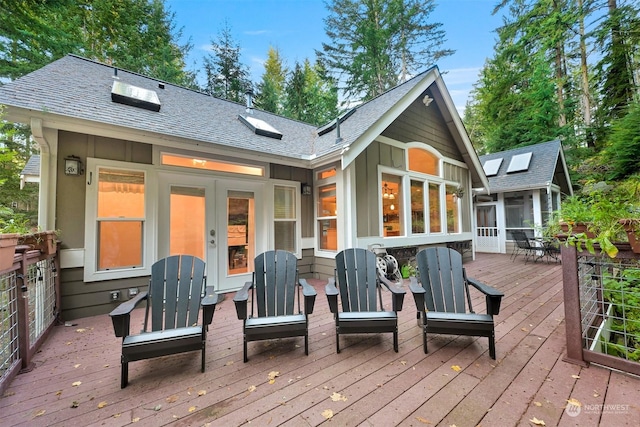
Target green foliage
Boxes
[283,59,339,126]
[556,179,640,257]
[255,47,287,115]
[0,0,196,87]
[203,22,251,103]
[319,0,453,101]
[603,101,640,180]
[602,267,640,361]
[0,207,34,234]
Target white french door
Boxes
[157,173,266,293]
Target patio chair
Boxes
[409,247,503,359]
[326,247,405,353]
[510,230,538,263]
[109,255,219,388]
[233,250,317,362]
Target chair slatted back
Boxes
[416,247,468,314]
[511,230,533,250]
[335,248,380,312]
[148,255,206,331]
[253,250,298,317]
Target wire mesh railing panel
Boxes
[0,271,20,382]
[28,258,58,346]
[578,254,640,363]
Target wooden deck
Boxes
[2,253,639,426]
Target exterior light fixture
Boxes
[301,184,312,195]
[64,155,84,176]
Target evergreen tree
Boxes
[203,22,251,103]
[283,59,339,126]
[593,0,640,146]
[255,46,287,114]
[0,0,196,86]
[319,0,453,101]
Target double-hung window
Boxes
[84,159,155,282]
[273,184,300,255]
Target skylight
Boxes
[483,158,503,177]
[111,81,160,112]
[238,115,283,139]
[507,152,532,173]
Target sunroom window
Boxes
[382,174,403,236]
[446,184,461,233]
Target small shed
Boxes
[475,140,573,254]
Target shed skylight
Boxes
[507,152,533,173]
[238,115,283,139]
[111,81,160,112]
[483,158,503,177]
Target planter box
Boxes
[0,233,19,271]
[619,219,640,254]
[19,231,58,255]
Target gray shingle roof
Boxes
[478,140,564,193]
[0,55,442,164]
[21,155,40,176]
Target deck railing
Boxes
[562,244,640,376]
[0,248,60,395]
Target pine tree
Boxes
[319,0,453,101]
[203,22,251,103]
[255,47,287,114]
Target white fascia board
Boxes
[7,107,314,169]
[432,75,490,192]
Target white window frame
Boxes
[315,167,339,257]
[271,181,302,258]
[83,158,157,282]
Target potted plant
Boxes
[19,229,60,255]
[619,219,640,254]
[0,207,32,269]
[555,195,595,237]
[553,180,640,258]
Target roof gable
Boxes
[479,140,572,194]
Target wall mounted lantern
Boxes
[301,184,312,195]
[64,155,84,176]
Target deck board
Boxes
[2,253,640,426]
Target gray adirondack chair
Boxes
[326,248,405,353]
[409,247,503,359]
[233,250,317,362]
[109,255,218,388]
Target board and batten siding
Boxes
[380,90,464,162]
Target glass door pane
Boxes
[227,191,255,276]
[169,186,206,258]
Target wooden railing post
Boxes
[16,252,33,372]
[561,244,588,366]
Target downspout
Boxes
[30,118,57,230]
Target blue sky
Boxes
[165,0,504,113]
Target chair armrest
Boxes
[233,281,253,320]
[379,275,405,312]
[201,286,219,325]
[299,278,317,314]
[467,277,504,316]
[109,291,148,338]
[408,276,426,311]
[325,277,339,313]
